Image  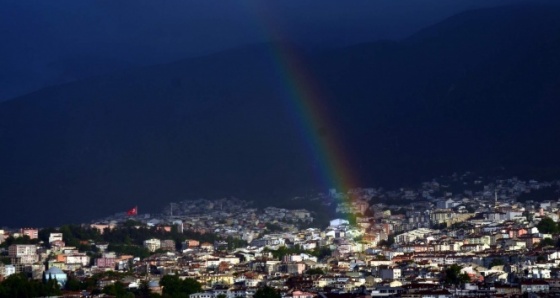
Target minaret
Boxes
[494,191,498,209]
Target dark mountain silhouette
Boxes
[0,0,521,101]
[2,3,560,226]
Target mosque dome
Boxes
[44,267,68,288]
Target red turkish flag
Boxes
[127,206,137,216]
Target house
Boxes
[0,264,15,278]
[200,242,215,252]
[520,280,549,293]
[20,228,39,239]
[160,240,176,251]
[8,244,38,266]
[291,290,315,298]
[330,219,350,227]
[401,289,452,298]
[49,233,63,243]
[90,223,116,234]
[189,292,213,298]
[143,239,161,252]
[494,285,520,296]
[371,286,405,297]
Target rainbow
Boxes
[246,3,360,201]
[271,43,358,193]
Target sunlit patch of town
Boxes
[2,173,560,297]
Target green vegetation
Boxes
[539,238,555,247]
[225,236,247,250]
[265,223,283,232]
[27,222,244,258]
[313,246,332,260]
[103,281,133,298]
[265,245,331,261]
[305,268,325,275]
[59,271,145,296]
[345,213,358,226]
[0,235,39,248]
[489,258,505,268]
[108,244,151,258]
[265,246,306,260]
[0,273,61,298]
[443,264,470,286]
[254,286,281,298]
[523,210,534,222]
[64,275,84,291]
[0,257,10,265]
[160,275,202,298]
[536,217,558,234]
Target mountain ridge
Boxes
[2,4,560,226]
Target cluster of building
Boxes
[1,174,560,297]
[91,198,313,244]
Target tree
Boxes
[0,257,10,265]
[523,211,534,222]
[136,280,151,298]
[181,278,202,296]
[65,275,84,291]
[103,281,129,297]
[226,236,247,250]
[489,258,504,268]
[443,264,470,286]
[305,268,325,275]
[0,235,38,248]
[160,275,202,298]
[265,223,283,232]
[310,246,332,260]
[254,286,281,298]
[539,238,555,247]
[160,275,182,297]
[0,273,61,298]
[537,217,558,234]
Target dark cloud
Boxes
[0,0,524,101]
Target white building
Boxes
[66,253,90,267]
[189,293,213,298]
[143,239,161,252]
[0,264,15,278]
[49,233,63,243]
[330,219,350,227]
[394,228,435,244]
[8,244,38,264]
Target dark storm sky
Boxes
[1,0,523,101]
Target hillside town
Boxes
[2,174,560,297]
